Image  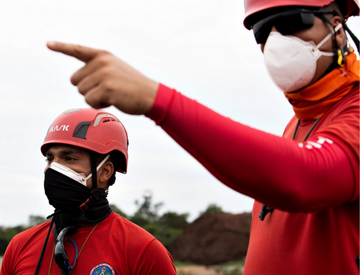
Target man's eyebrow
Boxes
[59,149,82,156]
[45,149,82,156]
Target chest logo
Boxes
[90,263,115,275]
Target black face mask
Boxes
[44,168,111,233]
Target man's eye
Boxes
[46,158,53,163]
[65,157,76,161]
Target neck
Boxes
[53,202,112,234]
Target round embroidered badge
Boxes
[90,263,115,275]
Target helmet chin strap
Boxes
[90,152,98,190]
[342,22,360,52]
[79,154,110,211]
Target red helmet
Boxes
[41,108,129,173]
[244,0,360,29]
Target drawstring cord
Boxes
[34,210,61,275]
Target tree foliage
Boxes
[129,191,189,250]
[109,204,128,219]
[200,203,224,217]
[0,225,28,255]
[29,215,47,227]
[133,190,163,222]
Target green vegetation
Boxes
[199,203,224,217]
[0,222,33,255]
[175,261,245,275]
[174,260,245,268]
[173,261,197,267]
[127,191,189,250]
[214,260,245,275]
[177,271,194,275]
[214,265,244,275]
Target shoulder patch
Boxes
[90,263,115,275]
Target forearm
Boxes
[147,85,355,212]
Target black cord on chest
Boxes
[258,118,321,221]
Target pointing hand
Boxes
[47,42,159,115]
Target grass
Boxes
[217,259,245,267]
[173,261,197,267]
[175,260,245,275]
[174,260,245,267]
[177,272,194,275]
[214,265,243,275]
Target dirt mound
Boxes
[176,266,217,275]
[170,212,251,265]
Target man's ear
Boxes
[331,16,347,67]
[331,16,346,48]
[98,162,114,188]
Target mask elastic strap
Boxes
[85,154,111,184]
[313,23,342,55]
[90,152,98,190]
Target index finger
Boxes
[47,41,101,63]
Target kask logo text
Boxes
[50,125,70,132]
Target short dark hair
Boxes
[324,1,345,19]
[333,0,347,17]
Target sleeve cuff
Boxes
[145,83,176,125]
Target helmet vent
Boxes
[103,118,116,123]
[94,114,117,127]
[73,121,91,139]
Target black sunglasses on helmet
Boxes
[253,8,338,44]
[54,226,78,273]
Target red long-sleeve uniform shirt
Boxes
[146,83,359,275]
[1,212,176,275]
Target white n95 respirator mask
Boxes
[263,23,342,92]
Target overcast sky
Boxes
[0,0,359,227]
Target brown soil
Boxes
[170,212,251,265]
[176,266,217,275]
